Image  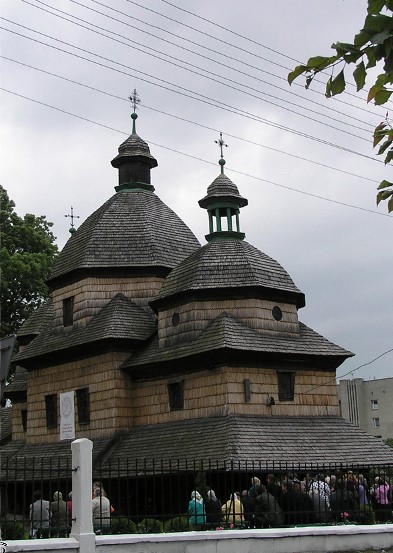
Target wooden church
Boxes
[3,105,393,470]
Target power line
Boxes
[302,347,393,395]
[17,2,372,139]
[2,55,379,185]
[3,87,392,219]
[59,0,376,131]
[1,23,382,163]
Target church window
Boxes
[168,381,184,410]
[244,379,251,402]
[272,306,283,321]
[63,297,74,327]
[21,409,27,432]
[371,399,378,410]
[45,394,57,428]
[172,313,180,326]
[372,417,380,428]
[277,371,295,401]
[76,388,90,424]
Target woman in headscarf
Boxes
[205,489,222,527]
[188,490,206,528]
[222,492,244,526]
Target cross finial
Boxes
[128,89,141,134]
[215,132,228,174]
[65,206,80,234]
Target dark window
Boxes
[168,381,184,410]
[21,409,27,432]
[76,388,90,425]
[277,371,295,401]
[272,306,283,321]
[172,313,180,326]
[244,379,251,402]
[45,394,57,428]
[63,297,74,327]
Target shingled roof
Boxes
[199,173,248,208]
[14,293,157,367]
[122,313,352,374]
[0,407,13,444]
[156,240,305,308]
[100,414,393,471]
[48,190,200,286]
[17,300,53,339]
[4,366,27,396]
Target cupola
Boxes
[198,133,248,242]
[111,90,158,192]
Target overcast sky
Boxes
[2,0,393,381]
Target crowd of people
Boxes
[187,471,392,529]
[29,481,112,537]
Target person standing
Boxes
[205,490,222,527]
[50,491,68,536]
[29,490,50,538]
[188,491,206,529]
[92,487,111,534]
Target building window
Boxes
[372,417,380,428]
[76,388,90,425]
[63,297,74,327]
[277,371,295,401]
[168,381,184,411]
[272,306,283,321]
[45,394,57,429]
[244,379,251,402]
[21,409,27,432]
[371,399,378,410]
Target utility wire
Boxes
[2,55,379,185]
[1,24,382,162]
[15,4,372,139]
[54,0,377,131]
[302,347,393,395]
[3,87,392,219]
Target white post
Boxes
[70,438,96,552]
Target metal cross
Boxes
[215,132,228,159]
[65,206,80,229]
[129,89,141,113]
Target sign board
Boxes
[60,391,75,440]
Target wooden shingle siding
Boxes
[158,299,299,348]
[131,367,340,427]
[26,352,131,444]
[52,276,164,329]
[10,402,27,440]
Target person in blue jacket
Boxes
[188,490,206,529]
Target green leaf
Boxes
[384,149,393,163]
[388,195,393,212]
[368,0,387,15]
[325,76,332,98]
[344,52,363,63]
[377,190,393,204]
[306,56,331,68]
[377,137,393,155]
[373,123,389,146]
[377,179,393,190]
[330,69,346,95]
[332,42,362,55]
[369,29,392,44]
[374,88,393,104]
[354,29,372,47]
[366,46,377,67]
[288,65,307,85]
[353,60,367,90]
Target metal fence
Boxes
[1,457,392,539]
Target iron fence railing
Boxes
[1,458,392,539]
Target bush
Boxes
[138,518,163,533]
[164,517,193,532]
[110,517,137,534]
[1,521,24,540]
[360,505,376,525]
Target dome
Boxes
[111,133,157,167]
[156,239,305,308]
[199,173,248,208]
[48,190,200,286]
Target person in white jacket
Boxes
[92,487,111,533]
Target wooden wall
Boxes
[158,299,299,348]
[132,366,340,426]
[52,276,163,329]
[26,352,131,444]
[11,401,27,441]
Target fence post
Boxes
[70,438,95,553]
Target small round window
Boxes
[172,313,180,326]
[272,306,283,321]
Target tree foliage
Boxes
[0,186,58,337]
[288,0,393,212]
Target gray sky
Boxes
[2,0,393,381]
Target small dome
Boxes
[156,239,305,308]
[111,133,157,167]
[199,174,248,209]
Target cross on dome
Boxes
[215,132,228,174]
[128,89,141,134]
